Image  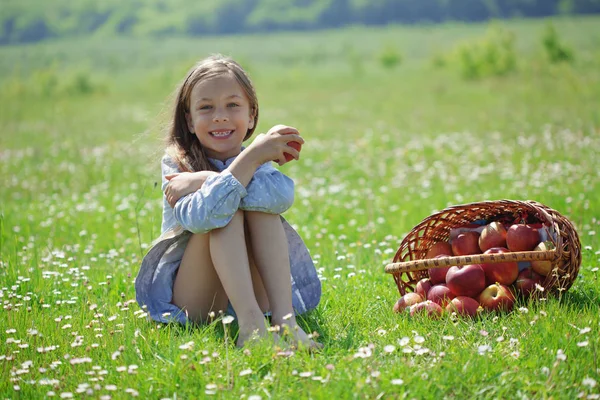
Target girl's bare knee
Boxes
[210,210,245,238]
[245,211,280,222]
[189,231,210,243]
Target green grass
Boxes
[1,16,600,399]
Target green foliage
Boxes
[378,45,402,69]
[3,66,107,98]
[63,69,107,95]
[452,25,517,80]
[31,66,60,96]
[342,42,365,76]
[542,22,575,63]
[2,0,600,45]
[430,52,447,69]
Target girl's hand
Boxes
[164,171,218,208]
[248,125,305,166]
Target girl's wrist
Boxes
[240,146,264,169]
[227,151,261,187]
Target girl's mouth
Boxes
[209,130,233,138]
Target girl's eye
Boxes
[199,105,212,110]
[227,103,240,108]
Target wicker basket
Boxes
[385,200,581,296]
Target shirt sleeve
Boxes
[239,162,294,214]
[161,155,248,234]
[160,155,181,233]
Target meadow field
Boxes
[1,16,599,399]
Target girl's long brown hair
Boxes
[165,55,259,172]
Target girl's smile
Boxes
[209,129,234,138]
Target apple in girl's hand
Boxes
[451,232,482,256]
[275,140,302,163]
[446,264,486,297]
[446,296,480,317]
[393,293,424,313]
[514,267,544,297]
[480,247,519,286]
[478,283,516,312]
[410,300,443,319]
[506,224,540,252]
[428,255,452,285]
[425,241,453,259]
[531,241,555,276]
[284,140,302,162]
[415,278,433,299]
[479,222,508,252]
[427,284,455,307]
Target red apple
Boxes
[284,141,302,162]
[449,223,483,240]
[514,267,544,298]
[446,264,486,297]
[480,247,519,286]
[479,221,508,252]
[274,134,302,163]
[427,284,455,307]
[393,293,424,313]
[428,255,452,285]
[506,224,540,252]
[410,300,443,318]
[425,242,453,259]
[531,241,555,276]
[478,283,516,312]
[415,278,433,299]
[446,296,480,317]
[451,231,482,256]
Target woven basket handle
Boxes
[385,250,556,274]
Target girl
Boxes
[135,55,321,348]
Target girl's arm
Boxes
[226,124,302,188]
[161,155,247,234]
[239,162,294,214]
[226,126,300,214]
[164,171,219,208]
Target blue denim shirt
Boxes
[161,153,295,234]
[135,151,321,324]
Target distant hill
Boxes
[2,0,600,45]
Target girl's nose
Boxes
[213,111,229,122]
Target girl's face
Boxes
[186,73,255,161]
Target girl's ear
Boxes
[248,113,255,129]
[185,112,195,134]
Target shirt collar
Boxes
[207,147,245,171]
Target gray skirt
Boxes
[135,217,321,324]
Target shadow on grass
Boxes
[298,307,368,350]
[557,287,600,310]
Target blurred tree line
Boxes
[2,0,599,45]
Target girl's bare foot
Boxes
[236,317,282,348]
[272,320,322,351]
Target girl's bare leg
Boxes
[172,232,228,322]
[173,210,271,346]
[245,211,320,349]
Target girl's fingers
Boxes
[268,125,299,136]
[281,133,304,145]
[165,173,180,181]
[284,148,301,160]
[277,127,299,135]
[274,148,300,165]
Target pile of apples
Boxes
[394,221,555,318]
